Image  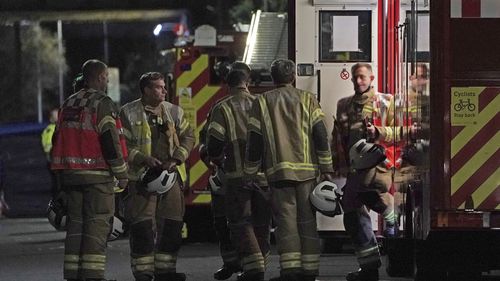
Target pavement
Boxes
[0,218,415,281]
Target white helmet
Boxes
[141,167,177,194]
[310,181,343,217]
[47,196,68,231]
[108,216,124,241]
[209,168,225,195]
[349,139,386,170]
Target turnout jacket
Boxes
[51,88,128,185]
[120,99,195,181]
[206,87,267,186]
[244,84,333,183]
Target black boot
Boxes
[214,264,241,280]
[155,272,186,281]
[268,273,302,281]
[346,268,379,281]
[135,274,153,281]
[237,271,264,281]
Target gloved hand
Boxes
[320,172,334,182]
[144,156,162,168]
[117,178,129,190]
[162,159,178,172]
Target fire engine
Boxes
[291,0,499,280]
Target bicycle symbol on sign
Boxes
[454,98,476,111]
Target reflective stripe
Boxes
[63,263,79,271]
[248,117,261,131]
[258,96,278,165]
[311,108,325,126]
[301,93,311,163]
[82,254,106,263]
[179,119,189,134]
[317,153,333,165]
[242,253,265,271]
[155,253,176,270]
[280,252,302,269]
[64,255,80,262]
[244,161,261,175]
[81,262,105,271]
[53,157,107,167]
[220,103,242,174]
[132,256,155,272]
[266,162,318,175]
[97,115,116,133]
[208,121,226,137]
[356,245,379,257]
[176,146,189,160]
[129,149,141,163]
[302,254,320,271]
[111,162,128,174]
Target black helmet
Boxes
[349,139,386,170]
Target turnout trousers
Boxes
[125,180,185,280]
[211,192,239,267]
[64,182,115,280]
[226,183,272,275]
[342,166,394,270]
[271,179,320,278]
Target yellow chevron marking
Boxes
[471,167,500,208]
[451,131,500,195]
[189,159,208,187]
[176,55,208,88]
[195,122,206,146]
[192,85,221,110]
[193,194,212,204]
[451,92,500,158]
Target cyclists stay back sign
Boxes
[451,87,480,126]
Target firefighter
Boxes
[244,59,334,281]
[51,59,128,281]
[331,63,405,281]
[199,61,255,280]
[207,68,271,281]
[120,72,195,281]
[41,108,59,197]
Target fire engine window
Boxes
[405,11,430,62]
[319,11,371,62]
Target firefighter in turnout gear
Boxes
[199,61,257,280]
[207,68,271,281]
[331,63,408,281]
[51,59,129,281]
[120,72,194,281]
[244,59,334,281]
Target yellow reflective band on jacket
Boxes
[317,153,333,166]
[248,117,261,132]
[97,115,116,133]
[208,121,226,137]
[220,102,243,174]
[301,93,311,163]
[179,119,190,134]
[356,245,380,257]
[266,162,318,175]
[311,108,325,126]
[258,96,277,164]
[111,162,128,174]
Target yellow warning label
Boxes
[451,87,481,126]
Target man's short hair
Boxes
[226,70,250,88]
[270,59,296,84]
[82,59,107,82]
[139,72,165,95]
[351,63,373,74]
[230,61,251,76]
